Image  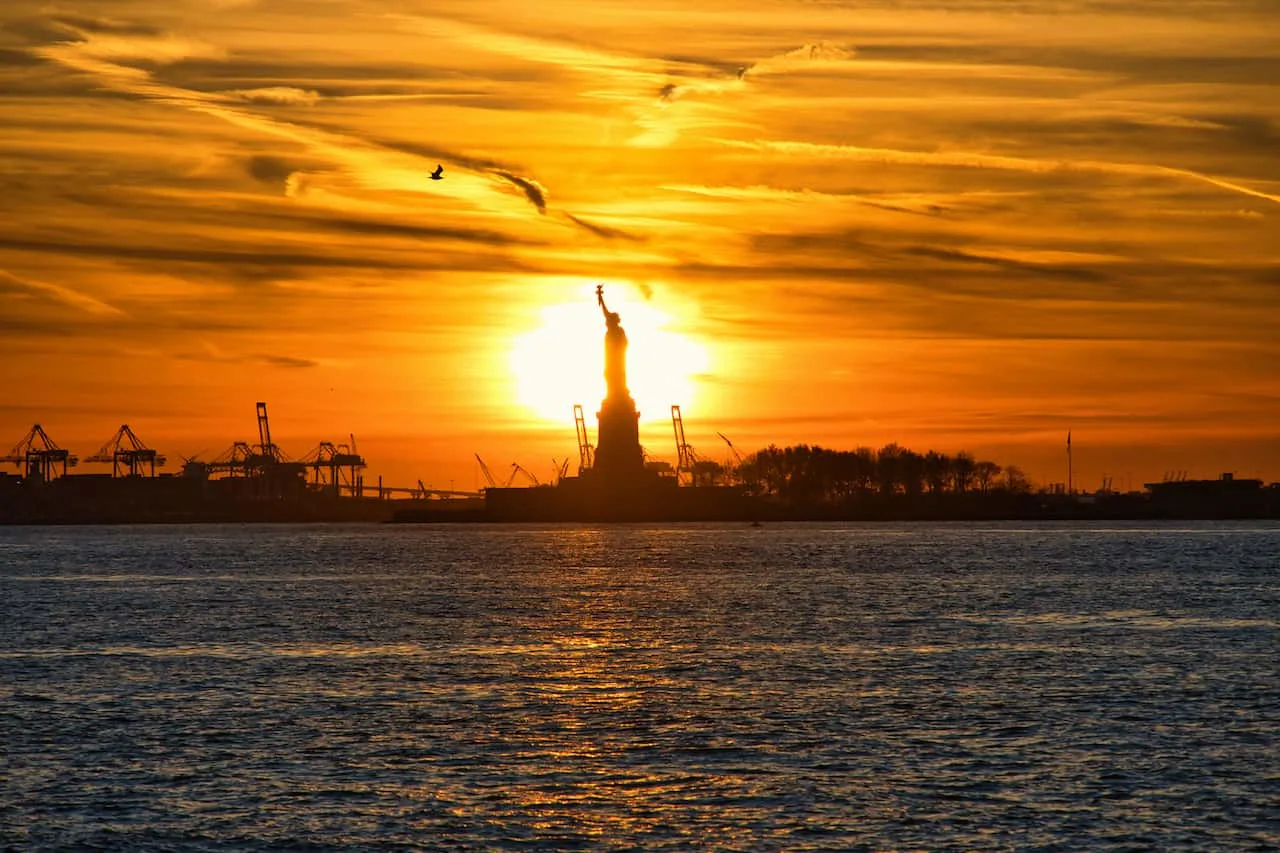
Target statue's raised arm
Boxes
[596,284,609,319]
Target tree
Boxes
[1001,465,1032,494]
[951,452,976,493]
[876,443,904,495]
[974,461,1002,493]
[924,450,951,494]
[900,448,926,495]
[741,441,1030,503]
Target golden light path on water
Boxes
[510,293,709,424]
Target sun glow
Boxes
[510,291,708,425]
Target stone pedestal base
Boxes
[593,395,644,478]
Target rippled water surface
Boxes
[2,522,1278,851]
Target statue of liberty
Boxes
[596,284,629,399]
[591,284,643,477]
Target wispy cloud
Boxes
[224,86,320,106]
[258,353,319,369]
[739,41,856,79]
[493,171,548,214]
[176,341,319,369]
[31,20,553,215]
[662,183,947,217]
[659,41,855,103]
[720,139,1280,205]
[0,269,124,316]
[564,213,645,241]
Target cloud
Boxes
[0,236,531,279]
[43,19,226,65]
[2,13,162,43]
[739,41,856,79]
[662,183,947,217]
[392,14,670,81]
[258,354,319,369]
[721,139,1280,205]
[225,86,321,106]
[269,212,543,247]
[658,40,855,104]
[175,342,319,369]
[903,245,1109,283]
[564,213,645,241]
[494,170,548,214]
[32,23,554,216]
[246,155,299,185]
[0,269,124,316]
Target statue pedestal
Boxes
[592,394,644,479]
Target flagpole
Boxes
[1067,431,1073,496]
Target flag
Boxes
[1066,431,1072,449]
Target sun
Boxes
[510,289,708,426]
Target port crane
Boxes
[85,424,166,477]
[716,431,748,484]
[475,453,499,489]
[717,432,745,467]
[671,405,697,485]
[509,462,540,486]
[255,401,284,463]
[298,440,366,496]
[573,404,594,474]
[2,424,78,481]
[206,441,257,477]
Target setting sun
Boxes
[509,287,709,426]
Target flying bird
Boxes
[430,164,444,180]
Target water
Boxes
[2,522,1277,851]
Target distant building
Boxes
[1144,473,1270,518]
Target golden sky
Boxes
[1,0,1277,490]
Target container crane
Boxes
[85,424,166,477]
[255,401,284,463]
[509,462,539,487]
[717,432,745,466]
[2,424,78,481]
[298,441,366,496]
[573,404,594,474]
[475,453,498,489]
[671,405,696,486]
[206,441,256,477]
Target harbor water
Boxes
[2,522,1277,850]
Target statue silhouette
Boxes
[596,284,629,399]
[591,285,644,478]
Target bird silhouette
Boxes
[430,164,444,180]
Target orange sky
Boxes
[2,0,1278,491]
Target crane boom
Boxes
[474,453,498,488]
[256,402,276,460]
[671,405,696,483]
[717,431,745,465]
[573,404,594,474]
[509,462,539,487]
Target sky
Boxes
[1,0,1277,492]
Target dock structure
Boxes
[1,424,78,482]
[85,425,165,477]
